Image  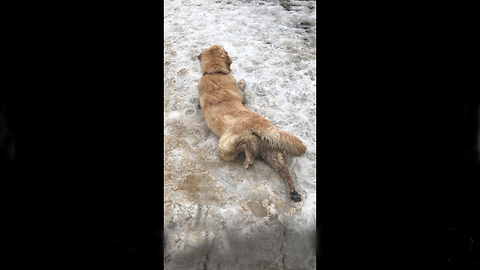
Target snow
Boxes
[164,0,316,268]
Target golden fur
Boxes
[197,45,306,202]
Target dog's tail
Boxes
[252,125,306,156]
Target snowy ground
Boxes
[164,0,316,268]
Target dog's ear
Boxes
[226,55,232,65]
[197,53,202,61]
[220,51,232,65]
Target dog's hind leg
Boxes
[217,133,260,169]
[260,150,302,202]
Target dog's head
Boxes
[197,45,232,74]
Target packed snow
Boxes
[164,0,316,268]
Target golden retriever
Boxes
[197,45,306,202]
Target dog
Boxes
[197,45,306,202]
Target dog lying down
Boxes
[197,45,306,202]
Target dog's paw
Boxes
[243,161,253,169]
[290,190,301,202]
[237,79,246,91]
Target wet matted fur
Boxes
[197,45,306,202]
